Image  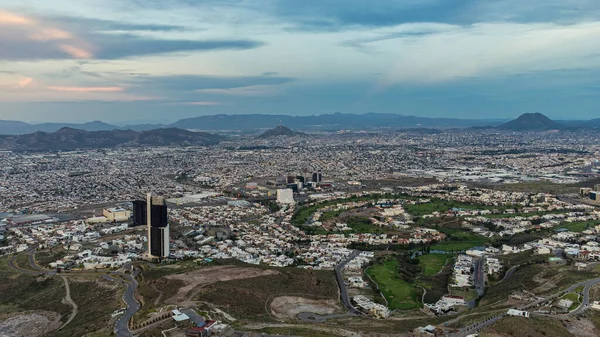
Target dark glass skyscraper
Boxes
[131,200,147,226]
[146,193,170,259]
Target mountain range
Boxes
[0,127,225,152]
[0,113,505,135]
[1,113,600,136]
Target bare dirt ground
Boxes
[164,265,279,303]
[0,311,61,337]
[563,318,599,337]
[270,296,342,319]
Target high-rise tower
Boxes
[146,193,170,259]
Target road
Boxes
[450,276,600,337]
[297,250,362,322]
[473,258,485,296]
[334,250,361,315]
[104,264,141,337]
[500,265,518,283]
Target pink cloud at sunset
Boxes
[0,9,93,59]
[47,86,124,92]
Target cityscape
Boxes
[2,114,600,337]
[3,1,600,336]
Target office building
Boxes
[132,200,147,226]
[276,189,294,204]
[147,193,170,259]
[312,171,323,183]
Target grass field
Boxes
[557,221,597,233]
[346,217,386,234]
[418,254,448,276]
[365,260,420,310]
[291,193,418,225]
[430,240,485,252]
[404,199,505,218]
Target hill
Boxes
[257,125,306,138]
[497,113,561,131]
[0,127,225,151]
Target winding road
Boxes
[297,250,362,322]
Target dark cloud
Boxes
[129,0,600,30]
[0,33,264,60]
[90,34,264,59]
[128,73,294,91]
[47,16,188,32]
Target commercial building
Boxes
[276,189,294,204]
[103,207,130,222]
[146,193,170,259]
[132,200,147,226]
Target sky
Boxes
[2,1,600,124]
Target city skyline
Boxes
[2,1,600,123]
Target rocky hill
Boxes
[497,113,561,131]
[257,125,306,138]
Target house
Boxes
[535,247,551,255]
[414,325,444,337]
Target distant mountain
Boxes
[34,121,119,133]
[497,113,561,131]
[257,125,306,138]
[0,120,119,135]
[120,123,165,132]
[0,120,33,135]
[171,113,504,131]
[0,127,225,151]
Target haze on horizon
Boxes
[2,0,600,124]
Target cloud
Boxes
[182,101,221,105]
[48,86,124,92]
[196,85,280,96]
[87,34,263,59]
[0,9,264,60]
[127,0,600,30]
[18,77,33,88]
[46,16,187,32]
[128,74,294,91]
[0,10,34,25]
